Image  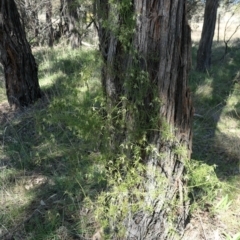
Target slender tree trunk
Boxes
[196,0,219,71]
[0,0,42,107]
[59,0,66,36]
[46,0,54,47]
[68,0,81,48]
[31,0,40,40]
[97,0,193,239]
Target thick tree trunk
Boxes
[196,0,219,71]
[0,0,42,107]
[97,0,193,239]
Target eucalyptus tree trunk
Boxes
[196,0,219,71]
[97,0,193,239]
[0,0,42,107]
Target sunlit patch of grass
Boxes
[190,42,240,236]
[39,72,64,88]
[216,178,240,235]
[0,45,105,239]
[195,84,213,102]
[0,169,38,231]
[213,82,240,176]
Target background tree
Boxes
[97,0,193,238]
[17,0,41,45]
[60,0,81,48]
[13,0,96,48]
[196,0,219,71]
[187,0,205,19]
[46,0,54,47]
[0,0,42,107]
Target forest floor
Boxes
[182,41,240,239]
[0,41,240,239]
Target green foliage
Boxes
[186,160,223,210]
[224,232,240,240]
[93,141,168,238]
[214,194,232,212]
[1,31,240,239]
[95,163,145,237]
[0,46,107,239]
[99,0,135,50]
[117,1,135,49]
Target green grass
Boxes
[189,41,240,235]
[0,40,240,239]
[190,42,240,176]
[0,46,106,239]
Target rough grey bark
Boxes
[0,0,42,107]
[196,0,219,71]
[97,0,193,239]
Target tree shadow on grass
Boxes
[190,40,240,180]
[0,47,105,239]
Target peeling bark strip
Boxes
[0,0,42,107]
[196,0,219,71]
[97,0,193,239]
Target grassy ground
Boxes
[0,45,106,239]
[0,39,240,239]
[188,40,240,238]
